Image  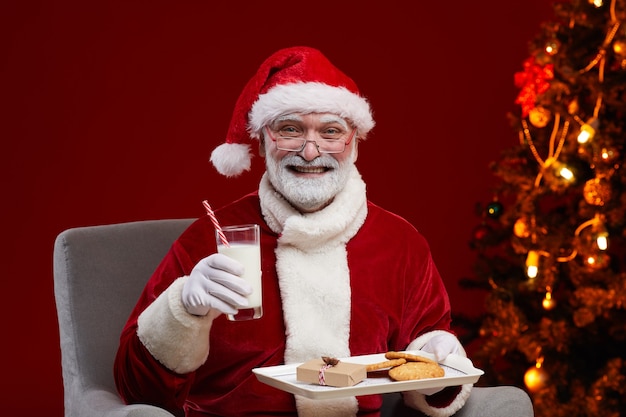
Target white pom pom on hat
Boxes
[210,46,375,177]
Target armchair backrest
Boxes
[53,219,193,416]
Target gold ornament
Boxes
[514,217,531,238]
[524,364,549,392]
[573,307,596,327]
[583,177,612,206]
[613,40,626,57]
[528,106,551,128]
[542,291,557,310]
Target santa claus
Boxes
[114,46,472,417]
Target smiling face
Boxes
[260,112,359,213]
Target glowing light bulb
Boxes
[601,149,610,160]
[596,234,608,250]
[600,147,617,162]
[558,166,574,181]
[526,251,539,278]
[545,40,560,55]
[577,118,599,143]
[592,216,609,250]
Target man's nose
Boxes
[298,139,321,160]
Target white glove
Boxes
[181,253,253,316]
[421,332,462,362]
[413,332,463,396]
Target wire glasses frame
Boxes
[265,126,357,154]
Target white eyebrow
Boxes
[272,113,348,127]
[273,114,304,123]
[319,115,348,129]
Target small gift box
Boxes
[296,357,367,387]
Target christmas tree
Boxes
[460,0,626,416]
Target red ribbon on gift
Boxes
[318,356,339,386]
[318,363,333,386]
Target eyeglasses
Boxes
[265,126,357,154]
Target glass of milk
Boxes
[216,224,263,321]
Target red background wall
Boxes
[2,1,553,415]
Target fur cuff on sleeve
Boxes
[137,276,214,374]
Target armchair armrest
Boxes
[70,387,176,417]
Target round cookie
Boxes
[385,351,436,364]
[366,358,406,372]
[388,361,445,381]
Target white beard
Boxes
[258,160,368,417]
[264,151,355,212]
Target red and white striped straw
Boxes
[202,200,230,247]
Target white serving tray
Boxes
[252,351,483,400]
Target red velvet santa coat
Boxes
[114,169,470,417]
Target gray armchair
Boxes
[53,219,534,417]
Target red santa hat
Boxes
[210,46,375,177]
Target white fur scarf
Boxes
[259,166,368,416]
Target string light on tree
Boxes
[584,252,611,270]
[553,160,574,182]
[599,146,619,164]
[595,227,609,251]
[526,250,540,279]
[544,39,560,56]
[576,117,600,144]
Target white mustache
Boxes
[280,154,339,171]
